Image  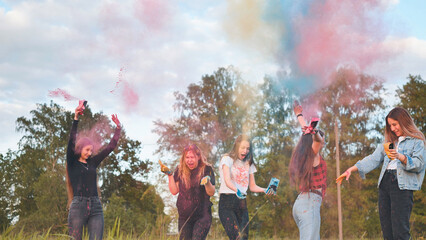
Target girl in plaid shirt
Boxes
[289,103,327,240]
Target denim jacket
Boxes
[355,136,425,191]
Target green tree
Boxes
[153,66,260,238]
[12,101,73,231]
[7,101,164,234]
[314,67,386,238]
[247,76,299,238]
[153,66,257,164]
[0,151,15,231]
[396,74,426,133]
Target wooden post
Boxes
[334,118,343,240]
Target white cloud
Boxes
[1,0,424,157]
[366,36,426,84]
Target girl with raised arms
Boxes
[66,100,121,240]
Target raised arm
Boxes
[92,114,121,167]
[294,102,307,128]
[66,101,85,163]
[312,130,324,155]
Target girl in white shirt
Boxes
[218,135,273,240]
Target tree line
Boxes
[154,67,425,239]
[0,66,424,238]
[0,103,169,236]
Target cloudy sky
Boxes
[1,0,425,159]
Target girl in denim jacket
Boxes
[337,107,425,240]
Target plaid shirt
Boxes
[300,156,327,197]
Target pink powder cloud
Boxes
[110,67,139,113]
[133,0,170,31]
[76,117,116,154]
[294,0,393,86]
[48,88,78,101]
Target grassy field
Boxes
[1,219,423,240]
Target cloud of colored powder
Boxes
[76,116,117,154]
[223,0,396,93]
[48,88,78,101]
[110,67,140,113]
[222,0,285,58]
[133,0,171,31]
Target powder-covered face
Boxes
[184,150,199,170]
[238,140,250,160]
[80,145,93,161]
[388,117,402,137]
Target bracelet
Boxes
[296,114,303,118]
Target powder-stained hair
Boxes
[75,137,93,157]
[178,144,211,189]
[66,137,98,209]
[385,107,425,143]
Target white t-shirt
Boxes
[218,155,257,194]
[387,136,406,170]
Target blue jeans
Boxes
[68,196,104,240]
[292,192,322,240]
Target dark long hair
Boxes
[225,134,254,166]
[385,107,425,143]
[289,134,316,190]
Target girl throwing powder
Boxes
[66,100,121,240]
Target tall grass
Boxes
[0,218,175,240]
[0,220,420,240]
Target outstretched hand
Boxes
[336,170,351,185]
[111,114,121,128]
[159,160,172,176]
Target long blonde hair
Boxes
[178,144,210,189]
[385,107,425,143]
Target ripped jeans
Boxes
[292,192,322,240]
[68,196,104,240]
